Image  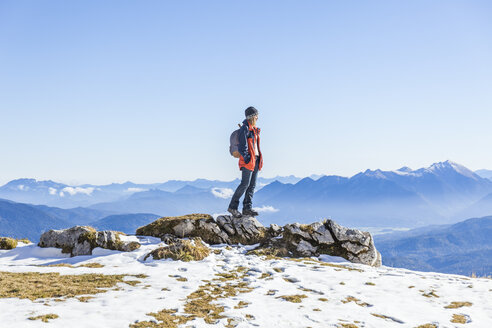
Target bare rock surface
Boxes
[135,213,268,245]
[38,226,140,256]
[136,214,382,266]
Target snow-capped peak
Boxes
[427,160,478,179]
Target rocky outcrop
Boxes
[136,214,382,267]
[135,214,268,245]
[38,226,141,257]
[279,220,382,266]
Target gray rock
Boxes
[38,226,141,257]
[283,223,312,240]
[328,220,371,246]
[250,219,381,266]
[269,224,282,236]
[311,223,335,244]
[296,239,318,256]
[173,220,196,237]
[38,226,94,255]
[216,215,236,235]
[72,240,92,256]
[215,215,268,244]
[341,241,368,255]
[196,219,229,244]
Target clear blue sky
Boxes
[1,0,491,186]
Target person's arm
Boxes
[238,124,251,164]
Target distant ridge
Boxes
[375,216,492,276]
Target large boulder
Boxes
[38,226,141,256]
[258,220,381,266]
[136,213,268,245]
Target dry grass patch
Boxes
[370,313,403,324]
[79,263,105,268]
[258,272,272,279]
[145,238,210,262]
[168,275,187,282]
[416,324,437,328]
[444,301,472,309]
[39,262,105,269]
[133,274,148,279]
[276,294,308,303]
[318,297,328,302]
[283,277,298,283]
[422,290,439,298]
[337,323,359,328]
[365,282,375,286]
[298,287,324,295]
[28,314,59,323]
[246,247,286,258]
[39,263,75,268]
[130,309,192,328]
[124,280,142,286]
[234,300,250,309]
[77,296,94,302]
[341,296,371,307]
[451,314,467,324]
[0,237,17,250]
[0,271,133,301]
[273,267,284,273]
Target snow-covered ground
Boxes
[1,237,491,328]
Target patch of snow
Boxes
[0,236,491,327]
[48,187,57,195]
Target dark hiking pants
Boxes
[229,155,260,211]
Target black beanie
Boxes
[245,106,259,119]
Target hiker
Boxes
[227,106,263,218]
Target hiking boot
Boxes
[242,208,259,216]
[227,207,242,218]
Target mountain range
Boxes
[374,216,492,276]
[0,175,311,209]
[0,198,160,241]
[3,160,492,231]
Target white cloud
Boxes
[211,187,234,199]
[48,187,57,195]
[59,191,64,197]
[253,205,279,213]
[61,186,95,196]
[17,185,28,191]
[125,187,147,193]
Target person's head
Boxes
[245,106,259,126]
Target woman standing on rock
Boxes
[227,106,263,218]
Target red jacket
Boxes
[238,119,263,171]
